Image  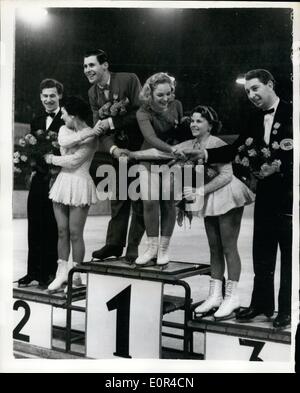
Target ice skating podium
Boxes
[13,259,210,359]
[188,311,291,361]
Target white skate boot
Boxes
[194,278,223,316]
[214,280,240,320]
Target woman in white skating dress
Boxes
[176,105,255,320]
[44,96,100,292]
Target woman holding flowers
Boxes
[44,96,101,292]
[176,105,255,320]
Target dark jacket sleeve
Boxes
[207,133,245,163]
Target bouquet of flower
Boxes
[13,129,60,178]
[98,96,130,119]
[233,136,282,191]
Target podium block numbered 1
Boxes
[13,299,52,349]
[86,274,163,359]
[206,332,291,361]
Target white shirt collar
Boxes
[47,107,60,116]
[266,97,280,114]
[97,74,111,89]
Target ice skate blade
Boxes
[134,260,156,268]
[194,308,218,319]
[214,308,241,321]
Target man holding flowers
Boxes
[83,49,145,263]
[17,78,64,289]
[192,69,293,329]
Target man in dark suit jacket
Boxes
[194,69,292,329]
[18,79,65,288]
[83,49,145,262]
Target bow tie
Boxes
[262,108,275,115]
[46,112,56,118]
[98,83,110,91]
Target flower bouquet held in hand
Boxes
[233,136,282,191]
[13,129,60,182]
[98,95,130,120]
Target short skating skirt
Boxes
[49,172,98,207]
[203,175,255,217]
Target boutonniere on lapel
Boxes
[279,138,293,151]
[272,122,281,135]
[98,95,130,119]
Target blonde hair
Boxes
[139,72,176,106]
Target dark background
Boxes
[14,7,293,134]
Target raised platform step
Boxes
[80,259,210,281]
[14,340,85,359]
[13,284,86,307]
[189,312,291,344]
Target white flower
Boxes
[24,133,33,140]
[248,149,257,157]
[13,157,20,163]
[245,137,254,146]
[20,155,28,162]
[28,136,37,145]
[271,141,280,150]
[261,147,271,158]
[52,141,60,149]
[14,151,21,158]
[241,157,249,167]
[235,155,241,164]
[273,122,281,129]
[14,166,22,173]
[19,138,26,147]
[36,129,44,136]
[238,145,245,152]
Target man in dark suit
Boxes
[83,49,145,262]
[193,69,292,329]
[18,79,64,288]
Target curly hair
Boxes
[62,96,91,122]
[139,72,176,106]
[190,105,222,134]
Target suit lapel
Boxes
[47,109,62,131]
[269,100,286,145]
[109,73,119,101]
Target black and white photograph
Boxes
[0,0,299,374]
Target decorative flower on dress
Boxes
[13,129,60,177]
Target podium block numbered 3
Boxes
[206,332,291,361]
[86,274,163,359]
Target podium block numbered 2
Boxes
[13,299,52,349]
[86,274,163,359]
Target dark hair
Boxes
[190,105,222,134]
[84,49,108,65]
[39,79,64,95]
[245,69,276,87]
[62,96,91,121]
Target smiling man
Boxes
[83,49,145,263]
[194,69,293,329]
[18,79,64,289]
